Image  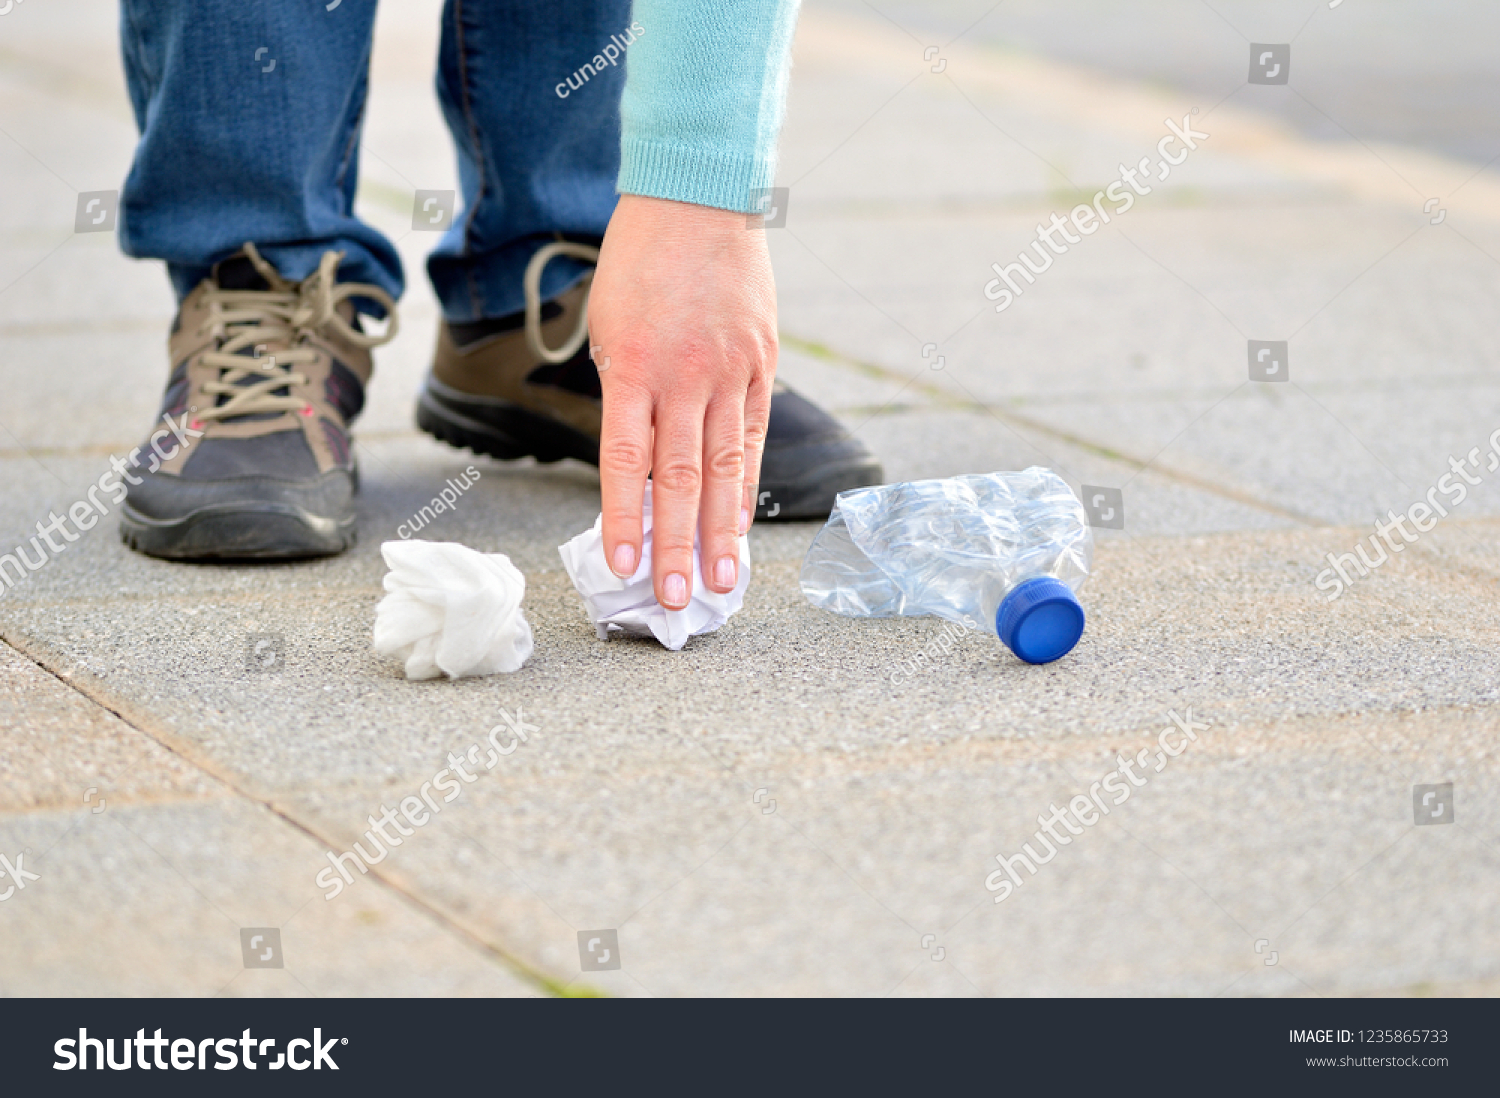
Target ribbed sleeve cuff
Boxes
[618,136,777,214]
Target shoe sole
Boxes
[119,501,355,561]
[418,376,884,522]
[752,449,887,521]
[417,377,598,466]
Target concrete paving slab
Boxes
[0,640,210,813]
[2,519,1497,994]
[830,0,1500,168]
[0,628,538,997]
[14,519,1498,796]
[844,407,1292,535]
[195,672,1500,996]
[768,8,1500,536]
[1012,384,1500,527]
[772,136,1500,395]
[0,796,539,996]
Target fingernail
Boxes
[663,572,688,607]
[714,556,737,589]
[739,508,750,534]
[611,543,637,577]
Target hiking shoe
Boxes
[415,241,884,520]
[119,243,397,560]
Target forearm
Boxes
[618,0,801,214]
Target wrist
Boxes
[614,192,751,231]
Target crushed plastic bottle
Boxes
[799,467,1093,664]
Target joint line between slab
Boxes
[0,629,568,997]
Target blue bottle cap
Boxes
[995,577,1085,664]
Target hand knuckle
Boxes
[653,461,702,494]
[600,437,650,473]
[755,328,778,363]
[706,447,744,480]
[604,334,654,366]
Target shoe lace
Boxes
[195,242,399,423]
[522,240,599,365]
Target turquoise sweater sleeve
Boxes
[617,0,801,214]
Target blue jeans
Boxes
[118,0,628,320]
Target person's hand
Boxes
[587,193,777,609]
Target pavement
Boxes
[1,1,1497,997]
[824,0,1500,165]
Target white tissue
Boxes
[373,540,534,680]
[558,485,751,651]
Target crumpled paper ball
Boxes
[558,484,751,651]
[373,540,534,679]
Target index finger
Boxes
[598,380,654,579]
